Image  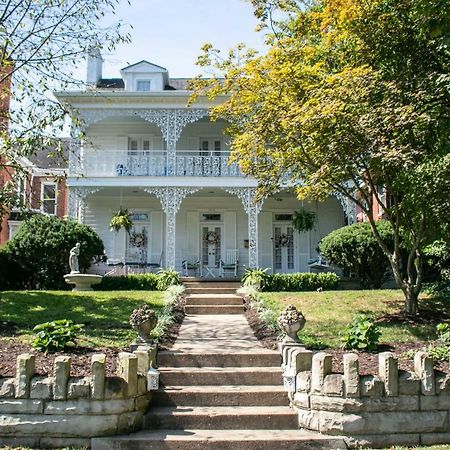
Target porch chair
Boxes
[147,252,163,273]
[219,249,239,278]
[181,255,202,277]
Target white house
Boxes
[55,51,354,277]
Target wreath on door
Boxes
[278,233,291,247]
[129,231,147,248]
[205,231,219,244]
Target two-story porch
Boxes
[55,58,354,276]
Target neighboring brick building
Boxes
[0,142,69,246]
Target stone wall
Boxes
[282,346,450,448]
[0,347,155,448]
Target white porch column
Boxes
[333,192,357,224]
[143,187,199,268]
[225,188,264,269]
[139,109,209,175]
[67,187,101,223]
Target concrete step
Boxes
[157,351,281,368]
[144,406,298,430]
[186,287,238,294]
[159,366,282,386]
[92,429,347,450]
[185,305,244,314]
[152,385,289,407]
[182,281,241,289]
[187,294,243,305]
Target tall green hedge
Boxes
[261,272,339,292]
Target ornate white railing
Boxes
[76,149,242,177]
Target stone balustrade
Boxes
[282,346,450,448]
[0,347,156,449]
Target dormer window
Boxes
[136,80,151,92]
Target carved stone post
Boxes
[224,187,264,269]
[143,187,199,268]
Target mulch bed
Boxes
[0,303,186,378]
[244,303,450,376]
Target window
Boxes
[274,214,293,222]
[136,80,151,92]
[41,182,57,215]
[201,213,222,222]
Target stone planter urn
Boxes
[129,304,158,344]
[278,304,306,343]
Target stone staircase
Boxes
[92,281,346,449]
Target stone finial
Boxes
[343,353,360,398]
[311,353,332,393]
[54,356,71,400]
[278,304,306,343]
[130,305,157,344]
[91,353,106,400]
[414,351,435,395]
[378,352,398,396]
[16,353,35,398]
[118,352,138,397]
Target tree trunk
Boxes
[403,285,419,316]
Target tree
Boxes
[0,0,130,216]
[191,0,450,315]
[1,214,104,289]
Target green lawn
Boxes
[0,290,164,348]
[263,289,447,347]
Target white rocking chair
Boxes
[219,249,239,278]
[182,255,202,277]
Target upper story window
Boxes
[41,182,57,215]
[136,80,151,92]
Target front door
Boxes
[126,222,149,266]
[273,225,295,273]
[201,225,222,272]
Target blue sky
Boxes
[100,0,267,79]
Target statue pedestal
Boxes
[64,273,103,291]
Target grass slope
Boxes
[263,289,447,347]
[0,290,164,348]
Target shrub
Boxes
[156,268,180,291]
[318,220,394,288]
[2,215,104,290]
[96,273,159,291]
[261,272,339,292]
[241,268,269,289]
[32,319,84,353]
[423,239,450,281]
[341,314,381,352]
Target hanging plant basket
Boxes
[110,208,133,233]
[292,208,316,233]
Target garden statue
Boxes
[69,243,81,274]
[278,304,306,343]
[64,242,102,291]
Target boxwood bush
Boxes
[258,272,339,292]
[318,220,394,288]
[96,273,159,291]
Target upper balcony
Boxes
[72,149,242,178]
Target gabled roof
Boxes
[121,60,168,72]
[97,78,125,89]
